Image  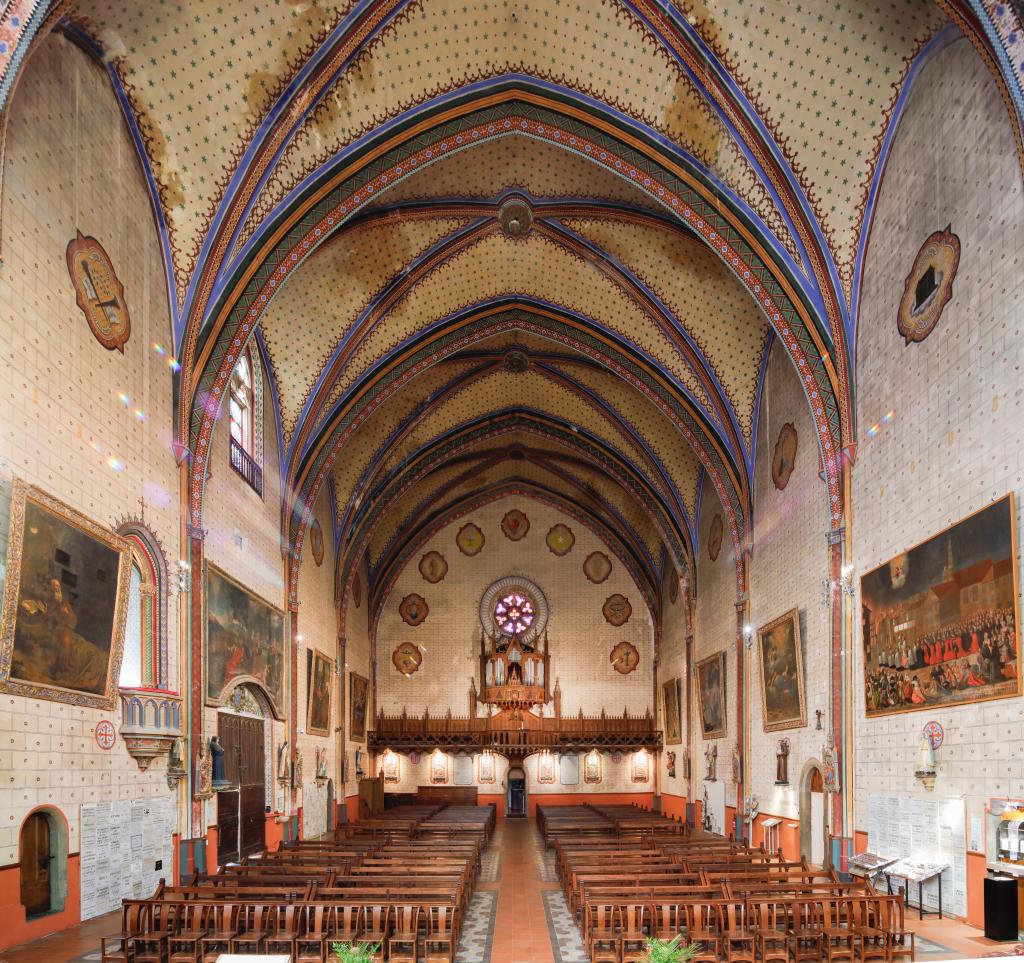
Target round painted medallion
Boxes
[546,523,575,556]
[602,594,632,627]
[501,509,530,541]
[583,550,612,584]
[419,550,448,583]
[456,522,485,556]
[708,514,724,562]
[310,517,325,566]
[399,593,428,626]
[771,423,798,491]
[95,720,116,750]
[898,228,960,344]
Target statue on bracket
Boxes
[195,741,213,799]
[210,735,230,791]
[277,740,290,784]
[315,746,329,782]
[704,742,717,782]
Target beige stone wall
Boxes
[0,35,180,863]
[376,495,655,722]
[658,567,689,802]
[692,481,739,810]
[747,341,831,821]
[852,37,1024,832]
[343,554,371,802]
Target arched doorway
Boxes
[217,683,271,863]
[19,808,68,918]
[799,759,829,868]
[507,766,527,818]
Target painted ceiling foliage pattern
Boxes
[316,229,719,425]
[71,0,359,303]
[258,214,469,441]
[675,0,947,294]
[37,0,1023,609]
[234,0,798,261]
[562,216,770,446]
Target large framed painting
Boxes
[662,677,682,745]
[205,564,285,716]
[862,495,1020,717]
[350,672,369,741]
[0,479,131,709]
[757,608,807,732]
[306,649,333,737]
[695,651,727,739]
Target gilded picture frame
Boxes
[695,651,727,739]
[0,479,131,709]
[861,494,1020,717]
[306,648,333,737]
[662,676,682,745]
[756,608,807,732]
[205,563,285,716]
[350,672,369,741]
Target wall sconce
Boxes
[821,565,855,608]
[177,559,191,594]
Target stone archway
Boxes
[798,758,830,868]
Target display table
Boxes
[847,851,897,886]
[884,859,949,919]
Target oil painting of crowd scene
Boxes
[861,495,1019,717]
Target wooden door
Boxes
[217,713,266,862]
[20,813,51,917]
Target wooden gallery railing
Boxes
[368,708,661,752]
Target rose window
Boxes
[493,592,535,635]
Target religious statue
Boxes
[704,743,717,782]
[166,737,185,789]
[195,741,213,799]
[731,745,742,784]
[315,746,329,782]
[775,737,791,785]
[293,749,304,788]
[210,735,230,790]
[277,740,290,783]
[681,747,690,781]
[821,734,840,793]
[701,784,713,832]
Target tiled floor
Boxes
[0,821,1016,962]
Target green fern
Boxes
[329,940,381,963]
[645,935,700,963]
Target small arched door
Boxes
[20,813,51,917]
[508,766,527,818]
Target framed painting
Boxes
[861,494,1020,717]
[695,651,727,739]
[631,750,650,783]
[537,752,556,784]
[205,564,285,716]
[757,608,807,732]
[583,750,602,785]
[430,750,448,784]
[383,750,400,784]
[478,751,496,784]
[0,479,131,709]
[662,676,682,745]
[306,649,333,737]
[349,672,369,742]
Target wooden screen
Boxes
[216,713,266,862]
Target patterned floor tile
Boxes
[541,889,588,963]
[455,889,498,963]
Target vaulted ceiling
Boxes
[24,0,1022,610]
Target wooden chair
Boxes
[879,898,915,963]
[684,903,721,963]
[722,902,756,963]
[333,904,363,944]
[620,904,651,963]
[424,904,456,963]
[790,900,823,963]
[294,904,332,963]
[134,901,175,963]
[168,904,211,963]
[821,899,857,963]
[589,904,621,963]
[361,904,391,947]
[264,904,301,958]
[230,903,269,954]
[388,904,421,963]
[651,902,685,942]
[199,902,240,963]
[752,900,790,963]
[851,898,889,963]
[101,902,150,963]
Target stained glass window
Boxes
[493,591,535,635]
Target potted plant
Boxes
[330,941,381,962]
[646,936,699,963]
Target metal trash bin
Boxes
[984,873,1019,941]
